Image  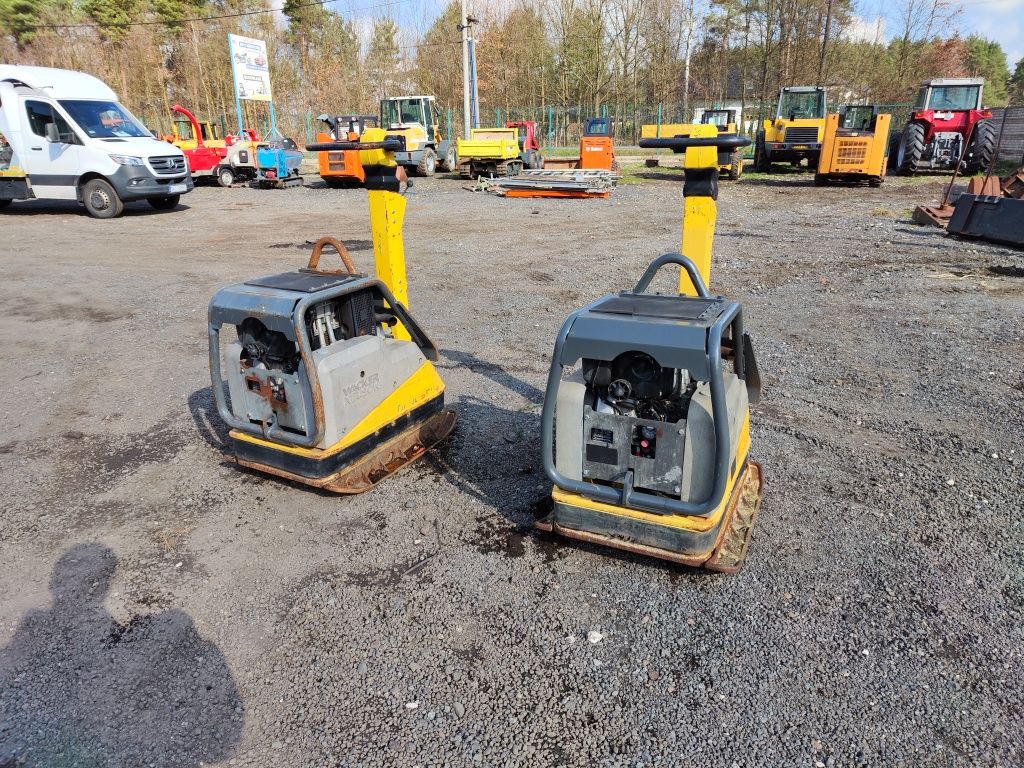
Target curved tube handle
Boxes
[631,253,711,298]
[305,136,406,153]
[638,135,752,151]
[306,236,356,275]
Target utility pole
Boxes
[459,0,479,135]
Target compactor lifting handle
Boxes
[638,135,752,152]
[306,236,356,275]
[632,253,711,298]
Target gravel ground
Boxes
[0,167,1022,768]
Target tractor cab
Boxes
[755,86,827,171]
[506,120,539,153]
[914,79,983,112]
[584,117,612,137]
[839,105,878,132]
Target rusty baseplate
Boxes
[234,409,456,494]
[1002,169,1024,199]
[912,204,955,228]
[540,460,764,573]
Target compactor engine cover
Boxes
[538,254,763,571]
[208,243,454,493]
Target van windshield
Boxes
[58,100,151,139]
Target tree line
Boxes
[1,0,1021,141]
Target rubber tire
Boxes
[148,195,180,210]
[963,119,996,175]
[81,178,124,219]
[896,122,925,176]
[887,133,900,170]
[754,131,770,172]
[0,199,10,209]
[728,150,742,180]
[416,147,437,176]
[441,145,458,172]
[217,166,236,187]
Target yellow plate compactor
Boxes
[208,130,455,493]
[537,127,763,572]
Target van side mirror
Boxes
[45,123,61,143]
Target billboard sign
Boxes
[228,34,272,102]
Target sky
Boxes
[330,0,1024,72]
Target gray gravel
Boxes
[0,169,1021,767]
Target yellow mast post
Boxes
[680,122,720,296]
[359,127,411,341]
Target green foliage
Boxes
[150,0,206,27]
[81,0,143,42]
[414,1,462,108]
[964,36,1010,106]
[366,17,400,99]
[1009,58,1024,104]
[0,0,52,46]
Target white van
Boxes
[0,65,193,218]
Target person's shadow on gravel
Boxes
[0,543,243,768]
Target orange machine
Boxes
[315,114,378,187]
[544,118,618,172]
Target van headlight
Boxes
[109,154,145,166]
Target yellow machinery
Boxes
[641,109,745,180]
[536,125,764,572]
[754,86,827,172]
[815,106,890,187]
[380,96,458,176]
[208,128,456,493]
[457,127,540,178]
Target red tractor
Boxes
[893,78,995,176]
[506,120,543,169]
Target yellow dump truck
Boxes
[456,126,543,178]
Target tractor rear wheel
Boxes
[753,131,770,172]
[416,147,437,176]
[896,122,925,176]
[963,119,996,175]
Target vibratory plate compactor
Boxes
[208,131,455,492]
[537,127,764,572]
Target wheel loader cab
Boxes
[379,96,455,176]
[755,86,827,172]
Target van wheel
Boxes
[0,199,11,209]
[82,179,124,219]
[148,195,180,210]
[217,166,236,187]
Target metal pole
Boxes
[228,34,245,135]
[467,0,479,129]
[460,0,471,137]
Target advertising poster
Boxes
[228,34,272,102]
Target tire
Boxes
[963,119,996,175]
[441,145,458,172]
[0,199,11,209]
[415,147,437,176]
[887,133,900,170]
[81,178,124,219]
[727,150,742,180]
[896,122,925,176]
[216,166,236,187]
[754,131,770,172]
[148,195,180,210]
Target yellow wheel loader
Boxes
[535,125,764,572]
[207,129,456,493]
[379,96,457,177]
[754,86,827,172]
